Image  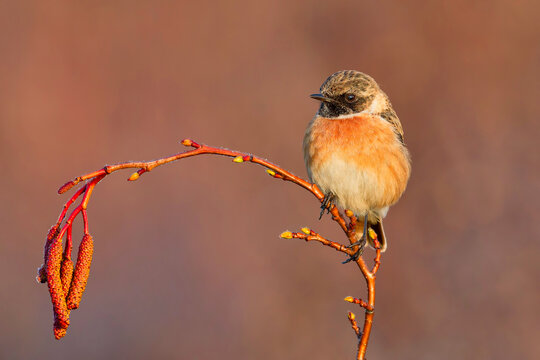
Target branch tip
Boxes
[58,181,76,194]
[266,169,276,177]
[180,138,200,148]
[347,311,361,339]
[180,139,193,147]
[232,156,244,163]
[301,227,311,235]
[280,231,293,239]
[128,172,140,181]
[344,296,373,311]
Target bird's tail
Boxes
[369,219,387,252]
[355,217,387,252]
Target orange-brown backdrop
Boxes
[1,1,538,359]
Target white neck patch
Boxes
[367,92,386,113]
[326,112,364,120]
[317,112,386,124]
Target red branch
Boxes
[37,139,383,359]
[65,226,73,259]
[348,312,361,338]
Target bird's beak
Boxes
[310,93,334,103]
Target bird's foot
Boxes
[342,230,370,264]
[319,193,335,220]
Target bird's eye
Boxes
[345,94,356,102]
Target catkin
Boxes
[53,313,69,340]
[60,257,74,296]
[37,224,60,284]
[53,256,72,339]
[46,235,70,330]
[67,234,94,310]
[53,327,67,340]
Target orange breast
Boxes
[303,114,410,214]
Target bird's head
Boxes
[311,70,388,118]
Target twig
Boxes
[348,312,361,338]
[279,228,354,256]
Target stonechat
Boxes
[303,70,411,260]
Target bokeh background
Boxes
[1,1,538,359]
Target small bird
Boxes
[303,70,411,260]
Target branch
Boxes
[37,139,383,359]
[280,227,355,256]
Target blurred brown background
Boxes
[1,1,538,359]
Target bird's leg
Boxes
[343,214,369,263]
[319,193,335,220]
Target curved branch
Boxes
[59,139,321,195]
[37,139,382,359]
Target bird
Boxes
[303,70,411,261]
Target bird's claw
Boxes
[319,193,335,220]
[342,233,368,264]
